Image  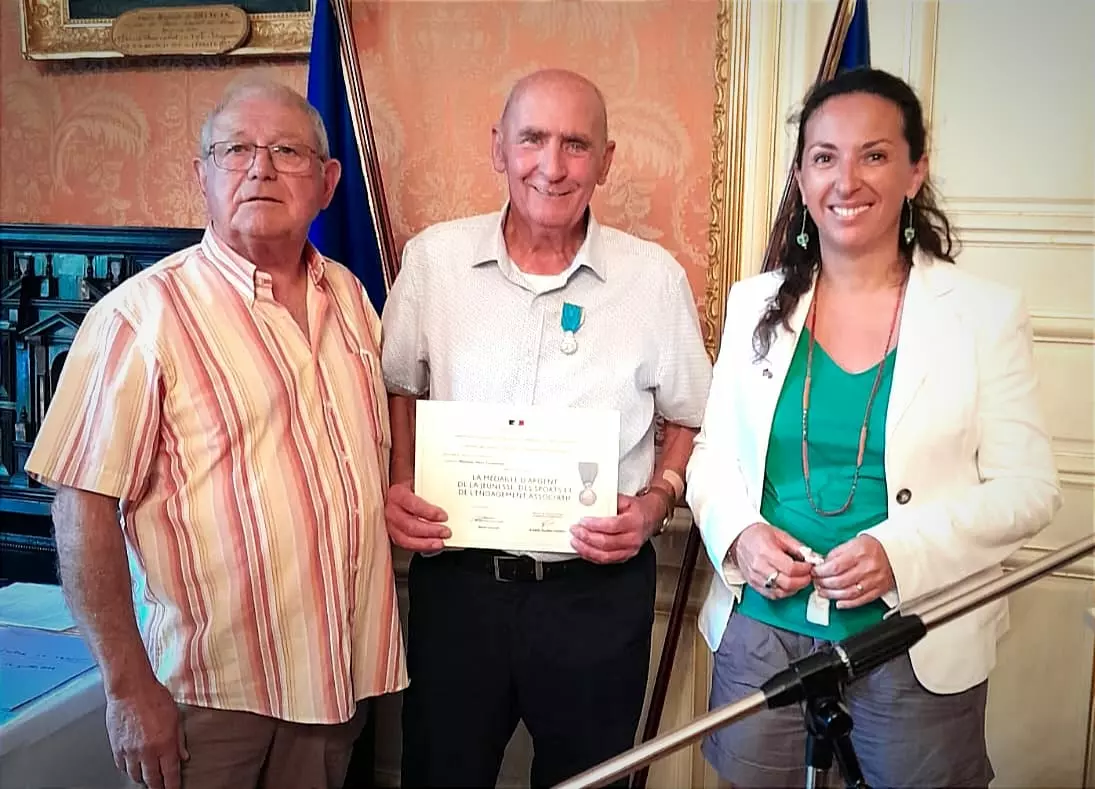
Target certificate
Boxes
[414,400,621,553]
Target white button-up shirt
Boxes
[382,209,712,499]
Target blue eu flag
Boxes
[838,0,871,72]
[306,0,387,311]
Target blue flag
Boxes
[837,0,870,72]
[307,0,387,311]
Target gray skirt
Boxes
[704,613,994,789]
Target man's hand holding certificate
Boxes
[413,401,621,554]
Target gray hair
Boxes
[197,77,331,159]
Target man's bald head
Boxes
[499,69,609,145]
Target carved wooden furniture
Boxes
[0,223,202,583]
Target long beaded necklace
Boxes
[800,274,908,517]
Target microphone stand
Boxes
[552,533,1095,789]
[800,665,865,789]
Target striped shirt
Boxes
[25,228,407,724]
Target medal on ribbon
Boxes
[561,302,583,355]
[577,462,599,505]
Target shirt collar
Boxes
[471,203,607,282]
[200,226,328,305]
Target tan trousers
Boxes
[176,702,368,789]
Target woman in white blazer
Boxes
[686,68,1060,788]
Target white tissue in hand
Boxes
[800,545,828,626]
[799,546,824,565]
[806,589,830,626]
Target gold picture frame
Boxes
[19,0,314,60]
[703,0,861,359]
[703,0,750,360]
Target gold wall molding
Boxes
[1051,437,1095,468]
[704,0,750,358]
[960,236,1095,251]
[1031,312,1095,346]
[946,197,1095,249]
[946,195,1095,215]
[1054,438,1095,483]
[705,0,787,353]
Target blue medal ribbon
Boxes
[560,302,583,354]
[561,302,583,333]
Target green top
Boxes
[737,328,896,640]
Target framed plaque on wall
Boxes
[19,0,314,60]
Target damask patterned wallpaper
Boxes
[0,1,717,301]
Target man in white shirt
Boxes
[381,69,711,788]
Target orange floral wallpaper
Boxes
[1,0,717,301]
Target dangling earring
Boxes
[796,208,810,249]
[903,197,916,244]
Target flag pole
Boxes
[630,516,701,789]
[631,4,865,787]
[327,0,399,290]
[761,0,860,273]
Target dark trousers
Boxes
[400,544,657,789]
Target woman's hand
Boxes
[731,523,814,600]
[812,535,896,609]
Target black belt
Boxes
[439,549,593,582]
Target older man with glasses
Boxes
[23,78,405,789]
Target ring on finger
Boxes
[855,582,865,593]
[763,570,780,589]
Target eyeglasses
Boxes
[207,141,321,174]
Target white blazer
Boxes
[686,258,1061,694]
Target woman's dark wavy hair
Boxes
[753,67,958,359]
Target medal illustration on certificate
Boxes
[577,462,599,505]
[414,401,621,553]
[560,302,583,354]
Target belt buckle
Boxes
[492,555,545,582]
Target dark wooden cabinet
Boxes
[0,224,202,583]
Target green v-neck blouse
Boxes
[736,328,897,640]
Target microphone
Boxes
[551,533,1095,789]
[760,613,926,710]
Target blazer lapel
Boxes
[749,279,815,481]
[886,262,950,440]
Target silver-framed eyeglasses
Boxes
[207,141,320,174]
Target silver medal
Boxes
[560,330,578,354]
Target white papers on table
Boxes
[0,583,76,632]
[0,627,96,711]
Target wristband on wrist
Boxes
[660,468,685,500]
